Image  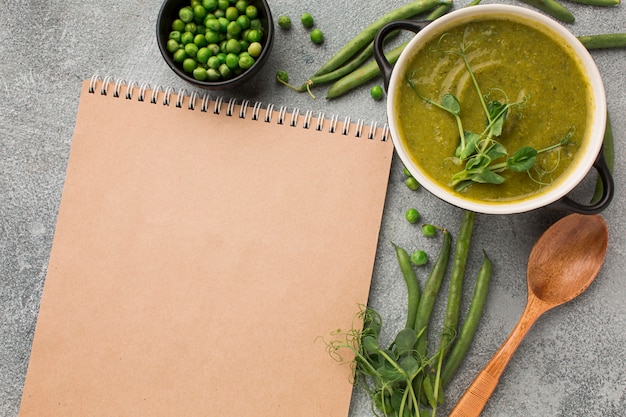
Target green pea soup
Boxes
[395,16,593,203]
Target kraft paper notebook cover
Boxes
[19,76,394,417]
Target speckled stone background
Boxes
[1,1,624,416]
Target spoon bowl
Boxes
[528,214,608,305]
[450,213,609,416]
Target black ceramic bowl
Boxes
[157,0,274,89]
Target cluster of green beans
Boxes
[394,210,492,414]
[284,0,625,99]
[332,209,492,417]
[165,0,266,82]
[276,0,452,97]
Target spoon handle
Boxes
[449,298,548,417]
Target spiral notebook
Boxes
[18,76,394,417]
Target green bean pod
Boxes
[302,32,399,90]
[326,41,408,100]
[393,243,421,331]
[413,229,452,357]
[518,0,575,23]
[313,0,451,76]
[591,112,615,204]
[439,211,475,358]
[411,228,451,404]
[441,251,492,387]
[578,33,626,49]
[567,0,620,6]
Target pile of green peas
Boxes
[166,0,266,82]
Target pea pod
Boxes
[393,243,421,331]
[313,0,451,76]
[591,112,615,204]
[518,0,575,23]
[302,32,399,90]
[414,229,451,358]
[568,0,620,6]
[441,251,493,387]
[326,41,408,99]
[578,33,626,49]
[440,211,475,358]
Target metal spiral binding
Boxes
[87,75,389,141]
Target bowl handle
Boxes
[550,144,614,214]
[374,20,430,92]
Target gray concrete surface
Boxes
[1,0,624,416]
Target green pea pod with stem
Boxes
[393,243,421,331]
[567,0,620,6]
[313,0,451,76]
[441,251,493,387]
[302,31,399,90]
[439,211,475,359]
[591,112,615,204]
[412,229,451,405]
[326,41,408,99]
[578,33,626,49]
[414,229,451,356]
[518,0,575,23]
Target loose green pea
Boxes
[245,5,258,19]
[225,6,239,21]
[207,55,221,69]
[217,0,229,10]
[205,18,221,32]
[217,17,229,32]
[310,29,324,44]
[193,5,207,20]
[421,224,437,237]
[225,52,239,69]
[193,67,208,81]
[248,41,262,57]
[184,22,197,34]
[207,67,221,81]
[205,30,220,44]
[169,30,182,43]
[411,250,428,266]
[173,48,188,63]
[179,6,194,23]
[194,33,207,47]
[239,54,255,69]
[226,38,241,54]
[301,13,314,28]
[405,176,420,191]
[278,15,291,29]
[172,18,186,32]
[405,208,419,224]
[236,14,250,30]
[202,0,218,12]
[370,85,383,100]
[184,42,199,58]
[181,31,195,44]
[219,63,232,78]
[197,47,211,63]
[246,29,262,43]
[166,39,180,53]
[183,57,197,73]
[235,0,248,13]
[227,21,241,36]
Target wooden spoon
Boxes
[449,213,609,417]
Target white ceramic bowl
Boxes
[374,4,612,214]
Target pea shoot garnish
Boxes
[407,35,574,192]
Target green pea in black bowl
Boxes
[157,0,274,89]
